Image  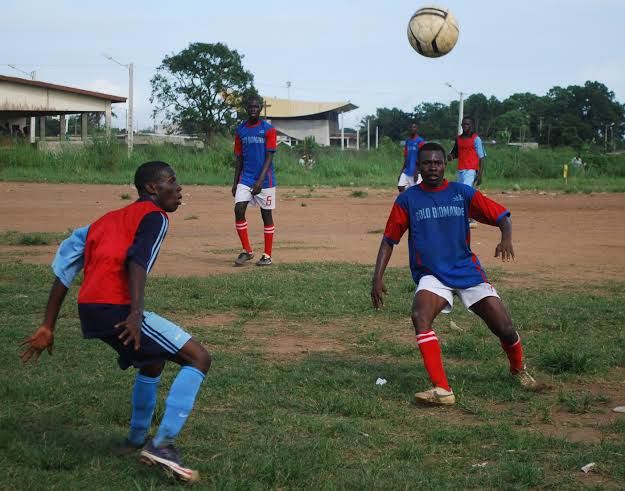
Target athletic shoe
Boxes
[469,220,478,229]
[234,251,254,266]
[512,368,538,390]
[414,386,455,405]
[112,438,144,457]
[140,440,199,483]
[256,254,272,266]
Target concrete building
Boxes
[0,74,126,147]
[262,96,357,147]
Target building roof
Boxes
[0,75,127,103]
[262,96,357,118]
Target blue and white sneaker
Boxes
[140,440,199,483]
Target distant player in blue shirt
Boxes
[232,96,277,267]
[371,142,538,405]
[397,122,425,192]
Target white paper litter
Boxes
[581,463,596,474]
[375,378,387,386]
[471,462,488,468]
[613,406,625,413]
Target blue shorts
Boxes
[457,169,477,187]
[79,305,191,370]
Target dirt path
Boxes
[1,182,624,284]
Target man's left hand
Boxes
[495,239,514,261]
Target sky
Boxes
[2,0,624,130]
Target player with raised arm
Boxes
[371,142,537,405]
[20,161,210,482]
[397,122,426,192]
[232,96,277,267]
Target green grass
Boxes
[2,261,625,488]
[0,230,69,246]
[2,138,625,191]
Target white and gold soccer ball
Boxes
[407,5,459,58]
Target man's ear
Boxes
[144,181,158,195]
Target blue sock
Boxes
[128,373,161,446]
[153,366,205,447]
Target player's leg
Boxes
[126,362,165,449]
[469,295,537,388]
[234,184,254,265]
[138,313,209,482]
[412,284,455,404]
[255,187,276,266]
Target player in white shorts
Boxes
[397,123,425,192]
[232,96,277,267]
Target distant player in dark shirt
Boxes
[21,161,210,482]
[232,96,277,267]
[371,142,537,405]
[397,122,425,192]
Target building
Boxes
[261,96,358,147]
[0,74,126,147]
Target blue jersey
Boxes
[383,180,510,289]
[234,119,277,188]
[402,135,425,178]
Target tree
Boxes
[150,42,258,141]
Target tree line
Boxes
[360,82,624,148]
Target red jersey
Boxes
[456,133,481,171]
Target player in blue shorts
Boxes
[371,142,537,406]
[232,96,277,267]
[20,161,210,482]
[397,122,425,192]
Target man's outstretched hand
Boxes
[495,238,515,261]
[20,325,54,363]
[371,279,388,310]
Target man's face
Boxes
[461,119,473,134]
[410,123,418,136]
[151,168,182,213]
[419,150,446,186]
[247,100,262,120]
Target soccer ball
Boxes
[407,5,459,58]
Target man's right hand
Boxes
[231,183,237,197]
[371,279,388,310]
[20,325,54,363]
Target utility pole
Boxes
[367,119,370,150]
[341,113,345,151]
[102,54,134,155]
[375,126,379,149]
[446,82,465,135]
[7,65,37,142]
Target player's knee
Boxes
[192,346,212,374]
[234,202,247,219]
[411,310,433,332]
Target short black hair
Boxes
[134,161,172,194]
[418,141,447,161]
[246,95,263,107]
[462,115,474,123]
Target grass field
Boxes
[2,260,625,489]
[1,139,625,192]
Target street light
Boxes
[7,65,36,143]
[102,53,134,155]
[446,82,465,136]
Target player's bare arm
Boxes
[252,153,274,195]
[476,156,485,186]
[20,277,68,363]
[232,155,243,197]
[371,240,393,309]
[114,261,146,351]
[494,216,514,261]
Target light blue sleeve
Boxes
[51,225,90,287]
[474,136,486,158]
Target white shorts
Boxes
[416,275,499,313]
[397,172,423,188]
[234,184,276,210]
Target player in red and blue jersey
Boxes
[448,116,486,187]
[397,122,426,192]
[20,162,210,482]
[371,142,537,405]
[232,96,277,267]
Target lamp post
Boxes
[446,82,465,136]
[102,53,134,155]
[8,65,36,143]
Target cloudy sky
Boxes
[2,0,623,129]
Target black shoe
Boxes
[140,440,199,482]
[234,251,254,266]
[255,254,272,266]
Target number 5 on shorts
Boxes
[266,195,272,206]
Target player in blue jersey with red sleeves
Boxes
[20,161,210,482]
[232,96,277,267]
[371,142,537,405]
[397,122,426,192]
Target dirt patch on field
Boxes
[1,183,625,286]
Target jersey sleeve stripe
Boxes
[147,215,169,273]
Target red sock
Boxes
[235,220,252,253]
[501,335,524,373]
[263,225,274,257]
[416,330,451,391]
